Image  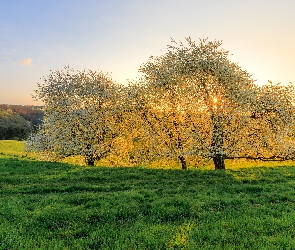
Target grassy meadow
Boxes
[1,140,295,249]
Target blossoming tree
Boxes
[28,39,295,170]
[27,66,125,165]
[134,38,295,169]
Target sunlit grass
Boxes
[0,140,37,160]
[0,140,26,156]
[2,140,293,170]
[224,158,295,170]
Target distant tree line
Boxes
[0,104,43,140]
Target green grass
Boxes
[0,140,28,158]
[1,140,295,249]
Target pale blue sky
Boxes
[1,0,295,105]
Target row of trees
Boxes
[27,38,295,169]
[0,105,43,140]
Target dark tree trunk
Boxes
[178,156,187,170]
[85,156,95,166]
[213,154,225,170]
[211,113,225,170]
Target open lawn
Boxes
[1,140,295,249]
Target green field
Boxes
[1,141,295,249]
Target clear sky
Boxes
[1,0,295,105]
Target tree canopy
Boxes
[133,38,295,169]
[27,66,126,165]
[27,38,295,169]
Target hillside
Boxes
[0,104,43,140]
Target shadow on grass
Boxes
[0,157,236,195]
[1,157,295,196]
[2,158,295,249]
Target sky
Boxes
[1,0,295,105]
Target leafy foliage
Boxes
[0,104,43,127]
[0,105,43,140]
[0,108,31,140]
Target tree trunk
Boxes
[178,156,187,170]
[85,156,95,166]
[213,154,225,170]
[211,113,225,170]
